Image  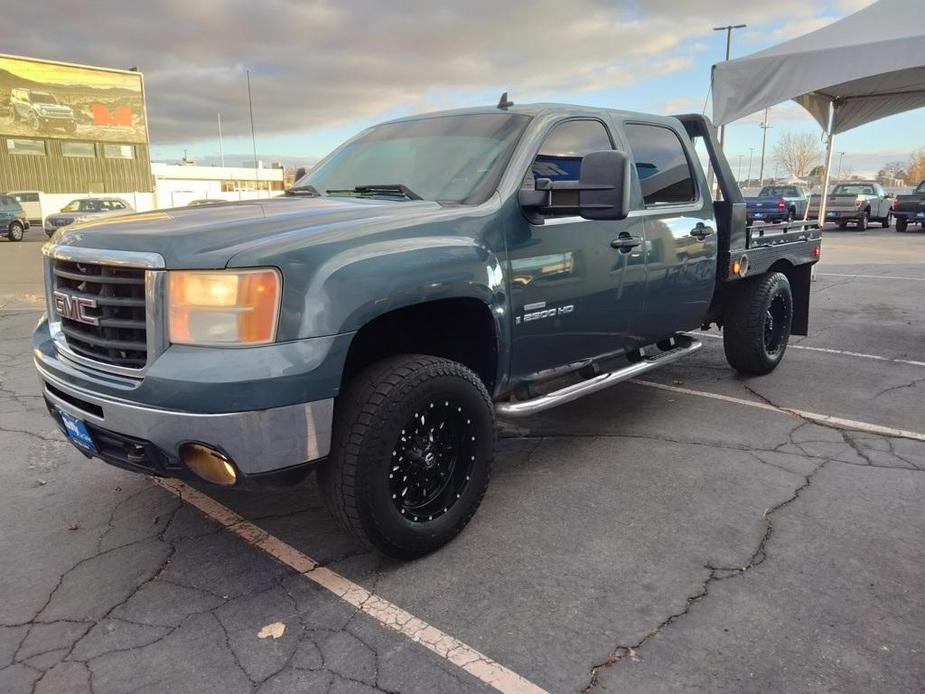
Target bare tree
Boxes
[772,132,823,178]
[877,160,908,184]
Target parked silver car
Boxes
[44,198,134,237]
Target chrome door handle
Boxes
[610,234,641,252]
[690,224,714,241]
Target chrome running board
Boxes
[496,338,702,417]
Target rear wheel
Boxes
[857,211,869,230]
[318,354,494,559]
[7,222,24,242]
[723,272,793,376]
[895,217,908,233]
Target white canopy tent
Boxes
[712,0,925,224]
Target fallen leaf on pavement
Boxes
[258,622,286,639]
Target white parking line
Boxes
[689,332,925,368]
[153,478,548,694]
[817,272,925,282]
[631,380,925,442]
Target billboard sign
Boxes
[0,55,147,143]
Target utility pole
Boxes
[246,69,259,196]
[747,147,754,185]
[712,24,747,150]
[217,112,225,167]
[758,109,772,186]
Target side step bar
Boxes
[496,339,703,417]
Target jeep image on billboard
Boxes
[0,55,146,143]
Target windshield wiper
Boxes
[325,184,422,201]
[286,184,321,196]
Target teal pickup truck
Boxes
[34,100,821,557]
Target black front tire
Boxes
[7,222,24,242]
[895,217,908,233]
[723,272,793,376]
[881,212,892,228]
[318,354,494,559]
[857,211,869,230]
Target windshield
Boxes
[916,181,925,193]
[62,200,99,213]
[297,113,531,205]
[760,186,798,197]
[30,93,57,104]
[832,184,875,195]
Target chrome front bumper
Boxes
[37,359,334,477]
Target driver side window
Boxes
[530,120,614,216]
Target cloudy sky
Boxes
[3,0,918,175]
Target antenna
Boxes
[497,92,514,110]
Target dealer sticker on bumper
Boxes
[60,411,96,451]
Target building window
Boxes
[103,144,135,159]
[62,142,97,158]
[7,138,46,156]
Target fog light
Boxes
[180,443,238,486]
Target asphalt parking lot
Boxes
[0,225,923,693]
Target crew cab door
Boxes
[507,118,648,381]
[619,121,718,342]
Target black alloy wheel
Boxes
[389,400,477,523]
[763,292,791,356]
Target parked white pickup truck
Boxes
[819,181,893,230]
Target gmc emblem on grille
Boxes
[52,290,99,326]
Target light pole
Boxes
[217,112,225,167]
[712,24,747,150]
[837,151,846,180]
[747,147,754,185]
[737,154,743,183]
[758,109,772,186]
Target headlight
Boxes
[168,268,281,346]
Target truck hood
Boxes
[50,196,452,268]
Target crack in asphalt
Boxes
[871,376,925,401]
[581,423,830,691]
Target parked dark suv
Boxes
[0,195,30,242]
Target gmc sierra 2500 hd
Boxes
[34,100,821,558]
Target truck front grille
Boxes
[52,259,148,369]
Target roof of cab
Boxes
[378,102,683,127]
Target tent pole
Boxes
[817,111,836,228]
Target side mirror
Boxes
[578,150,631,221]
[518,151,632,222]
